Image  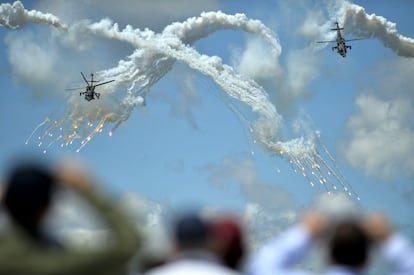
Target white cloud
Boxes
[5,31,56,89]
[342,93,414,179]
[285,48,319,102]
[299,10,328,41]
[340,57,414,180]
[231,37,320,114]
[233,38,282,81]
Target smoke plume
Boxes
[340,2,414,57]
[0,1,66,30]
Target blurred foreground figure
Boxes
[210,215,246,271]
[145,212,240,275]
[247,210,414,275]
[0,158,140,275]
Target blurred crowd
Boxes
[0,155,413,275]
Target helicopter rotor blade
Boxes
[316,40,336,43]
[344,37,367,42]
[94,80,115,87]
[65,87,85,91]
[81,72,90,86]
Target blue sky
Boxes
[0,0,413,253]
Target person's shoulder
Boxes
[145,259,240,275]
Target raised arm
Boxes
[363,214,414,275]
[247,212,327,275]
[0,159,141,275]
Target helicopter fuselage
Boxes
[332,28,351,57]
[80,86,100,101]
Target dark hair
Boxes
[174,213,208,249]
[2,162,55,229]
[329,221,371,268]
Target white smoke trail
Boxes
[41,12,283,149]
[163,11,281,55]
[0,1,66,30]
[9,5,357,196]
[338,2,414,57]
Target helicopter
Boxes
[317,21,365,57]
[67,72,114,101]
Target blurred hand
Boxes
[362,213,392,242]
[301,211,329,238]
[54,159,92,191]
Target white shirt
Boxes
[247,225,414,275]
[145,250,240,275]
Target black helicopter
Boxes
[317,21,365,57]
[68,72,114,101]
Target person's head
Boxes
[210,216,245,270]
[2,161,56,230]
[173,212,209,251]
[328,220,371,269]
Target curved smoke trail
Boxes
[337,2,414,57]
[5,1,360,197]
[52,12,283,153]
[0,1,66,30]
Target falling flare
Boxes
[13,4,376,199]
[25,117,49,145]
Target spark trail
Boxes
[3,1,362,198]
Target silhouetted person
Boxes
[247,211,414,275]
[145,212,239,275]
[0,158,140,275]
[2,162,60,247]
[329,221,371,269]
